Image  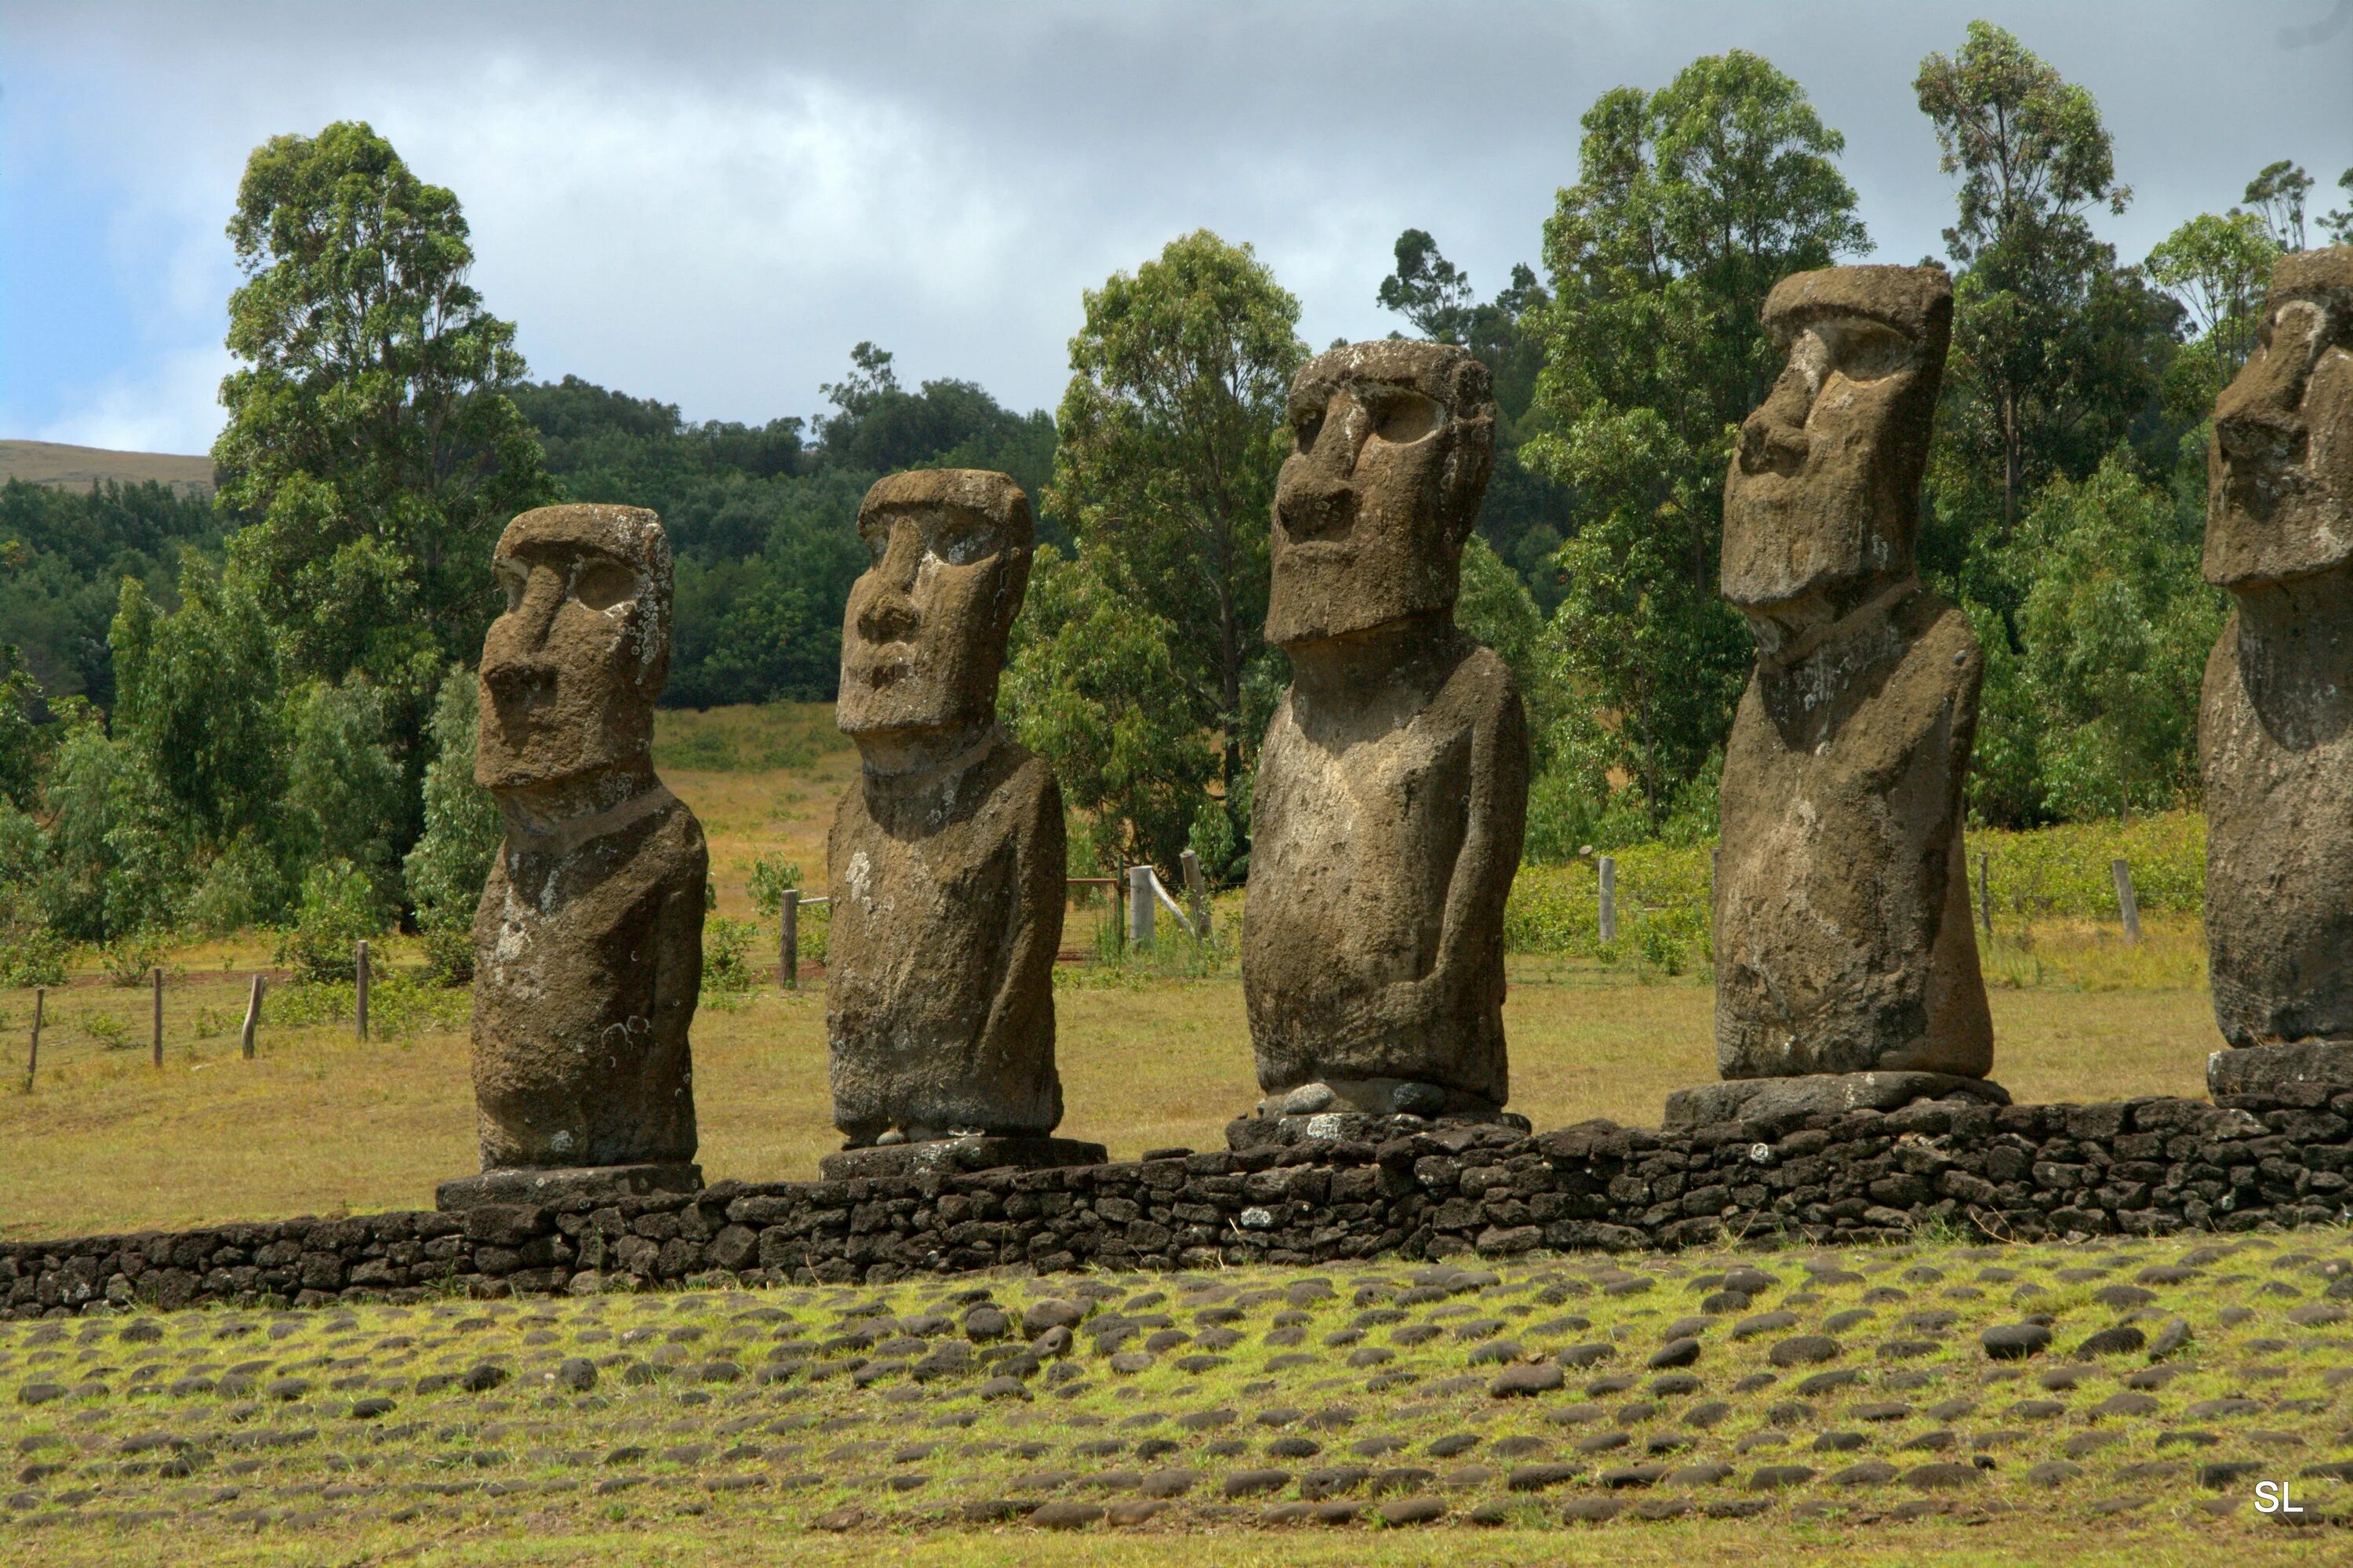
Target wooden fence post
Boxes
[1179,849,1210,939]
[23,987,40,1093]
[1598,855,1618,946]
[1111,875,1127,951]
[355,940,371,1041]
[2111,859,2142,944]
[1978,850,1994,938]
[780,890,800,989]
[241,975,264,1060]
[151,966,164,1069]
[1128,865,1155,950]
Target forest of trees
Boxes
[2,20,2349,968]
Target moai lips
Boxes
[2200,246,2353,1096]
[448,504,707,1207]
[1708,265,1995,1094]
[1240,341,1530,1140]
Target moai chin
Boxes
[822,469,1102,1180]
[1237,340,1530,1148]
[1674,265,2004,1130]
[439,504,709,1210]
[2202,246,2353,1098]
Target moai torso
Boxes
[468,504,705,1172]
[472,789,704,1166]
[1712,265,1992,1082]
[827,737,1064,1136]
[1246,635,1525,1107]
[1715,583,1991,1077]
[1242,341,1526,1115]
[2202,247,2353,1049]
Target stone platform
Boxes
[1664,1071,2010,1134]
[436,1162,703,1211]
[1227,1108,1531,1152]
[819,1135,1108,1181]
[2209,1041,2353,1098]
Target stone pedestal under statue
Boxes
[442,504,707,1211]
[1235,340,1529,1150]
[2201,246,2353,1100]
[1686,265,2002,1126]
[821,469,1104,1180]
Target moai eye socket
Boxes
[1370,389,1443,445]
[494,558,529,613]
[1824,320,1915,384]
[1293,408,1326,453]
[571,559,637,613]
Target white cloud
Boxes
[33,344,231,456]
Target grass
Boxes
[3,1234,2350,1564]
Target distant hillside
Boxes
[0,439,214,497]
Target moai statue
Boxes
[1235,341,1530,1149]
[2202,246,2353,1098]
[1667,265,2006,1131]
[821,469,1104,1179]
[438,504,708,1210]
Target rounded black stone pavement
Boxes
[1767,1336,1839,1367]
[1982,1323,2052,1360]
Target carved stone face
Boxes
[2206,247,2353,589]
[1266,341,1496,648]
[837,469,1032,744]
[1722,266,1951,615]
[475,505,671,791]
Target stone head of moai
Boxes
[837,468,1032,769]
[1722,265,1953,640]
[1265,340,1497,649]
[2206,246,2353,591]
[475,504,672,810]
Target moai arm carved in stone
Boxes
[2202,246,2353,1098]
[1674,265,2004,1130]
[1238,340,1530,1146]
[823,469,1100,1179]
[442,504,709,1210]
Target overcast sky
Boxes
[4,0,2348,456]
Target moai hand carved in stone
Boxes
[441,504,708,1210]
[822,469,1102,1179]
[1236,341,1530,1148]
[2202,246,2353,1098]
[1672,265,2004,1130]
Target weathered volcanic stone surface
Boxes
[1714,266,1992,1082]
[1245,341,1529,1118]
[1663,1075,2009,1133]
[470,504,705,1174]
[819,1136,1107,1181]
[435,1162,703,1211]
[2202,247,2353,1082]
[2208,1041,2353,1099]
[829,469,1068,1144]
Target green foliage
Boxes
[1003,544,1218,876]
[2012,454,2221,820]
[2241,161,2313,252]
[0,925,67,988]
[98,935,165,988]
[38,719,187,942]
[1970,811,2205,919]
[1504,846,1714,973]
[402,664,500,937]
[1049,230,1307,794]
[0,642,47,809]
[747,856,804,920]
[213,120,552,700]
[2325,168,2353,246]
[274,858,390,984]
[2146,209,2278,385]
[109,558,282,846]
[1527,51,1867,828]
[0,477,220,708]
[700,915,758,1002]
[283,677,408,907]
[419,926,474,988]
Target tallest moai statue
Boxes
[2202,246,2353,1098]
[1671,264,2004,1129]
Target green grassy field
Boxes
[5,1234,2351,1566]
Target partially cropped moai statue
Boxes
[439,504,709,1210]
[1670,265,2005,1131]
[821,469,1103,1180]
[1235,341,1530,1149]
[2202,246,2353,1098]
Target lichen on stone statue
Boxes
[442,504,708,1210]
[822,469,1102,1180]
[1687,264,2001,1129]
[2202,246,2353,1099]
[1238,340,1531,1147]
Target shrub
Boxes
[420,926,475,987]
[702,915,758,1001]
[747,856,804,920]
[99,936,166,987]
[0,926,67,988]
[274,859,391,984]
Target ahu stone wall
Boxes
[8,1086,2352,1319]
